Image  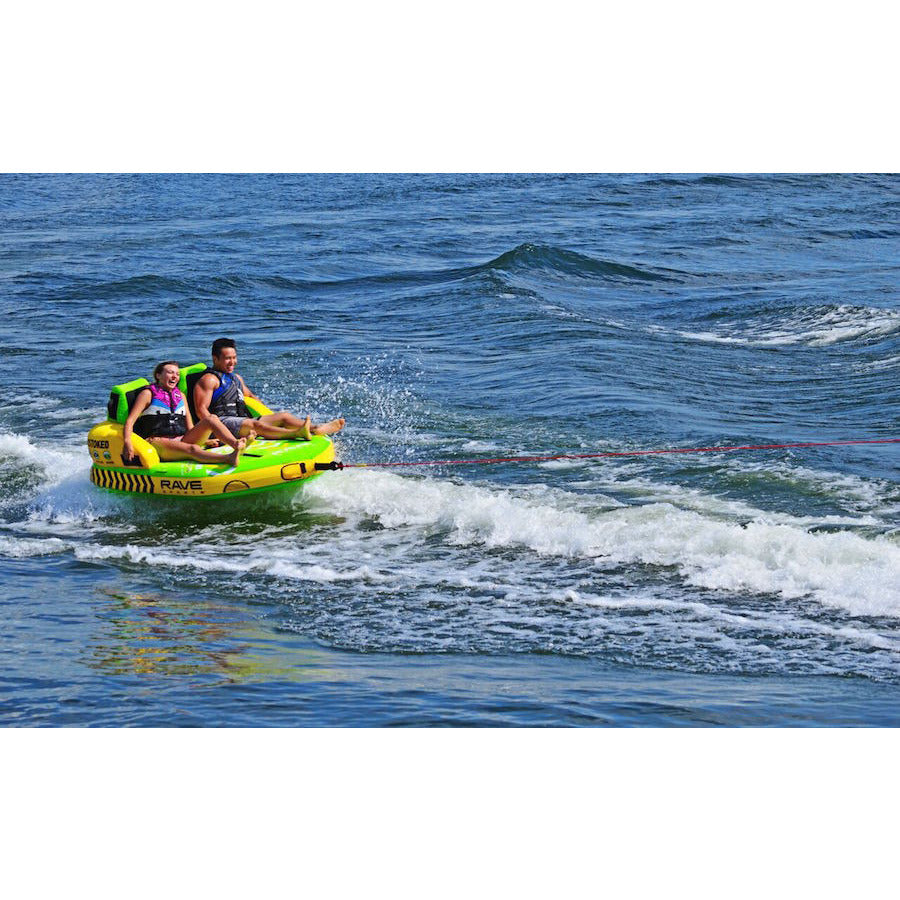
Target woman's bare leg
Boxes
[184,415,242,450]
[150,437,246,466]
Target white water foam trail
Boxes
[6,426,900,619]
[305,469,900,617]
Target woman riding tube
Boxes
[123,360,247,466]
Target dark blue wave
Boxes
[255,242,681,294]
[481,243,682,282]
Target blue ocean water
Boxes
[1,173,899,726]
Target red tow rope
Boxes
[320,437,900,471]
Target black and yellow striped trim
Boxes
[91,466,155,494]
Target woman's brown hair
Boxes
[152,360,179,384]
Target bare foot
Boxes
[312,417,345,436]
[227,437,247,467]
[243,425,258,445]
[289,415,312,441]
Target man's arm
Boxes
[236,374,259,401]
[193,373,218,420]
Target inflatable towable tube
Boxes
[87,363,336,500]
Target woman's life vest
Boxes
[133,384,188,439]
[204,368,250,419]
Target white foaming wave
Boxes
[554,587,899,654]
[671,305,900,348]
[308,468,600,554]
[23,469,135,527]
[576,503,900,616]
[460,439,504,453]
[69,541,389,586]
[0,431,81,472]
[538,457,591,470]
[266,559,389,583]
[0,534,69,557]
[306,469,900,616]
[721,458,900,517]
[859,353,900,372]
[0,431,88,508]
[70,543,234,571]
[540,465,888,529]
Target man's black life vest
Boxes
[203,367,251,419]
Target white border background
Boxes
[4,1,898,171]
[2,1,898,895]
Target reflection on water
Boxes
[86,586,345,684]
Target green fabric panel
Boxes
[108,378,150,423]
[178,362,207,395]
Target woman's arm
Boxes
[122,389,151,461]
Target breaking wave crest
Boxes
[675,304,900,348]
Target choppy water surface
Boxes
[2,174,899,726]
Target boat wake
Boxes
[4,423,900,620]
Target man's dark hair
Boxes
[212,337,236,358]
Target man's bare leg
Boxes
[256,412,344,437]
[311,418,345,436]
[252,414,312,440]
